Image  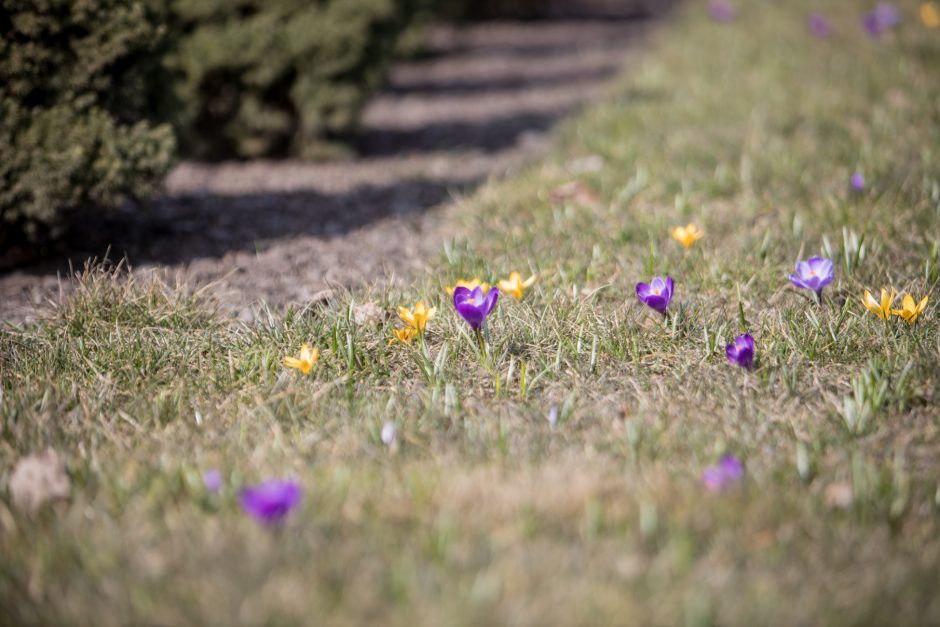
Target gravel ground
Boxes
[0,17,652,324]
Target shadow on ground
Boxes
[0,13,662,322]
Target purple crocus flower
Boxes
[709,0,736,22]
[240,479,302,526]
[863,2,900,37]
[702,455,744,492]
[636,276,674,314]
[850,171,865,191]
[203,469,222,493]
[725,333,755,369]
[453,286,499,331]
[789,256,834,299]
[808,13,832,38]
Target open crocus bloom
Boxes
[671,224,704,249]
[498,272,536,300]
[702,455,744,492]
[453,285,499,331]
[240,479,303,526]
[636,276,674,314]
[726,334,755,369]
[398,301,436,332]
[283,343,319,374]
[445,278,491,296]
[862,288,895,320]
[789,256,834,298]
[892,294,928,324]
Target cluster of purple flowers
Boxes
[711,1,905,40]
[635,252,836,372]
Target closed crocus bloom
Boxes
[390,327,419,345]
[398,301,436,332]
[862,288,895,320]
[725,334,755,369]
[850,172,866,191]
[892,294,929,324]
[498,272,536,300]
[636,276,674,314]
[922,2,940,27]
[203,470,223,493]
[445,279,490,296]
[453,286,499,331]
[671,224,704,249]
[283,343,319,374]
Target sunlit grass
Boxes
[2,1,940,624]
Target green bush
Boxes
[163,0,429,159]
[0,0,176,249]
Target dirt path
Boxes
[0,17,652,324]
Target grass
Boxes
[2,1,940,624]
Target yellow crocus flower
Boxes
[671,223,704,249]
[283,343,319,374]
[445,278,491,296]
[862,288,895,320]
[891,294,929,324]
[497,272,537,300]
[398,301,436,331]
[390,327,419,345]
[921,2,940,28]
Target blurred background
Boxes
[0,0,671,271]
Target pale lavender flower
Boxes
[725,334,755,369]
[381,421,396,447]
[850,171,865,191]
[863,3,900,37]
[709,0,736,22]
[808,13,832,38]
[203,469,222,493]
[789,256,834,299]
[547,404,558,428]
[240,479,302,526]
[702,455,744,492]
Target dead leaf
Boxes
[352,302,384,326]
[549,181,601,208]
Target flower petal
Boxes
[483,286,500,315]
[643,294,669,313]
[455,302,485,329]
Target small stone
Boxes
[824,482,853,509]
[9,450,70,514]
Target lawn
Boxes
[2,1,940,625]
